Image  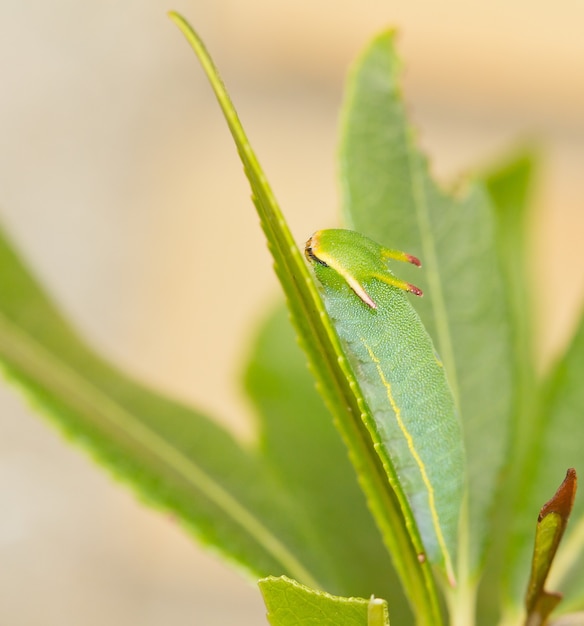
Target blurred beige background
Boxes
[0,1,583,624]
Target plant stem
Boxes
[446,577,477,626]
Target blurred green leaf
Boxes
[339,30,515,574]
[244,305,411,615]
[505,314,584,615]
[0,216,417,616]
[485,150,537,462]
[0,224,333,588]
[476,150,539,625]
[259,576,390,626]
[485,150,536,328]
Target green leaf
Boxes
[169,14,443,624]
[306,229,464,585]
[484,150,537,463]
[525,469,577,626]
[504,313,584,615]
[339,30,515,576]
[485,149,536,342]
[244,304,412,617]
[476,150,538,625]
[258,576,390,626]
[0,224,326,588]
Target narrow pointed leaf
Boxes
[339,31,514,573]
[259,576,390,626]
[170,14,442,624]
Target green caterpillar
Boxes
[305,228,465,584]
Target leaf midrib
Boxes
[0,312,322,589]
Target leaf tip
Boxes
[539,468,577,522]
